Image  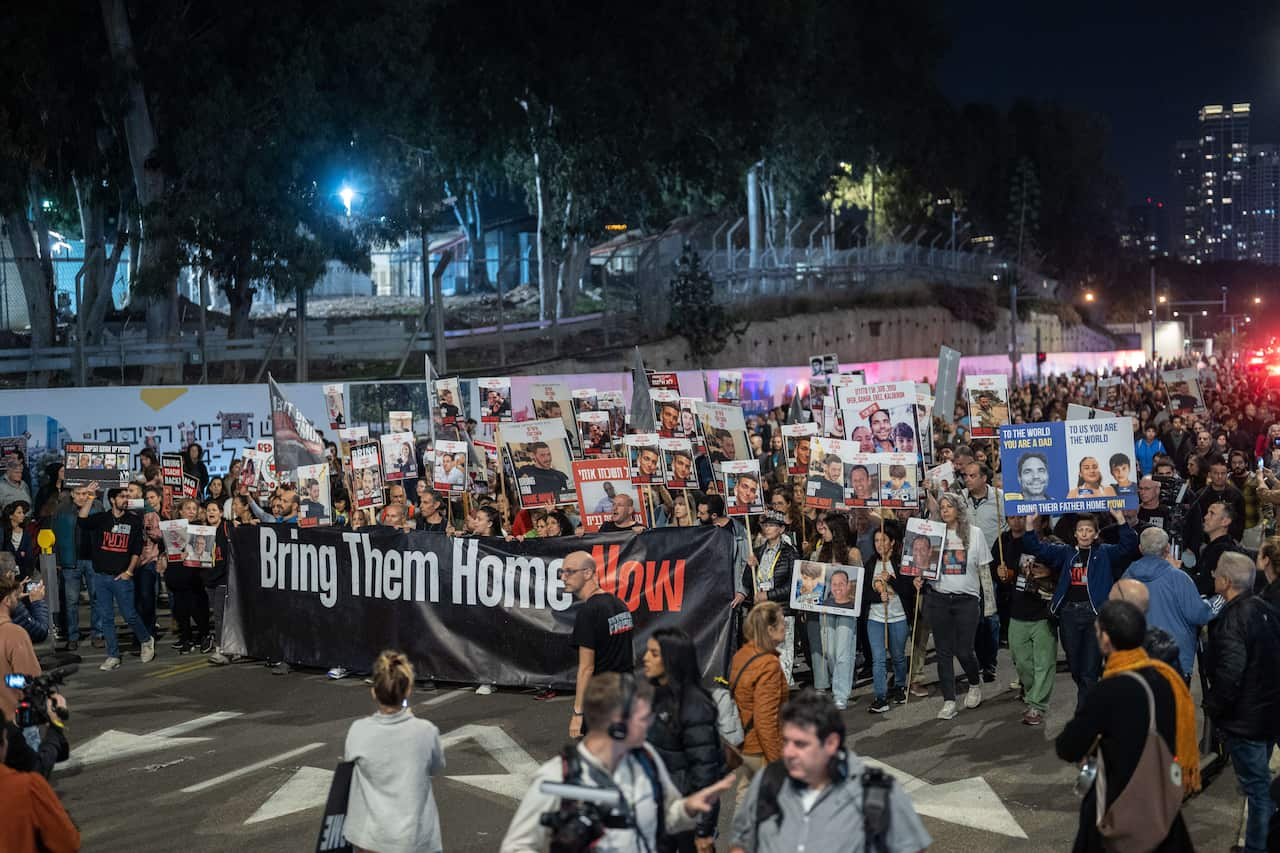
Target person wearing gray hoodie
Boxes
[1121,526,1213,679]
[344,650,445,853]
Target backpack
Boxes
[710,651,768,749]
[754,754,894,853]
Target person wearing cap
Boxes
[743,509,798,688]
[76,485,154,670]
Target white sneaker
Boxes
[140,638,156,663]
[208,650,231,666]
[327,666,350,680]
[475,684,495,695]
[99,657,121,671]
[1009,679,1022,690]
[936,700,957,720]
[964,686,982,709]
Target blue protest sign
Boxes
[999,419,1138,516]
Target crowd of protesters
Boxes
[7,356,1280,850]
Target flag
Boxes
[629,347,655,433]
[788,384,804,425]
[267,373,326,472]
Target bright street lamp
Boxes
[339,185,355,216]
[1084,291,1095,303]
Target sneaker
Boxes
[964,686,982,709]
[327,666,350,680]
[208,651,231,666]
[909,683,930,698]
[201,635,216,654]
[1009,679,1022,690]
[936,700,958,720]
[869,697,891,714]
[1022,708,1043,726]
[178,645,192,655]
[99,657,121,671]
[91,636,105,649]
[834,701,848,710]
[172,639,189,651]
[270,662,291,675]
[475,684,495,695]
[140,638,156,663]
[981,670,996,684]
[67,641,78,652]
[892,686,907,705]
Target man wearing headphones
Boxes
[728,690,931,853]
[502,672,733,852]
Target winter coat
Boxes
[1203,593,1280,741]
[646,682,725,839]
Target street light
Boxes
[339,185,355,216]
[1158,295,1167,304]
[1255,296,1262,305]
[1084,291,1095,303]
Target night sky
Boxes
[939,0,1280,204]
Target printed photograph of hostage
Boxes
[847,463,879,506]
[1066,455,1117,499]
[1013,452,1051,502]
[792,560,826,608]
[822,567,858,611]
[512,440,575,507]
[722,460,764,516]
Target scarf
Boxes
[1102,647,1200,794]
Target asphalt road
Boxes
[40,626,1249,852]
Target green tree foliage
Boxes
[667,244,746,365]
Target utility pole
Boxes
[295,282,307,383]
[1149,263,1157,364]
[1035,326,1042,384]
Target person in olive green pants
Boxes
[1006,553,1059,726]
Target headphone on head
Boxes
[607,672,637,741]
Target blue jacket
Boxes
[12,596,49,644]
[1135,438,1166,476]
[1122,555,1213,675]
[1022,524,1138,613]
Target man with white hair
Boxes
[1204,551,1280,853]
[1120,526,1212,680]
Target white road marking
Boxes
[861,757,1028,839]
[65,712,244,770]
[419,689,469,708]
[245,766,335,824]
[441,724,543,802]
[182,743,325,794]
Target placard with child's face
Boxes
[789,559,865,617]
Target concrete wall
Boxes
[527,304,1117,375]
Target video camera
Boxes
[1151,473,1185,510]
[4,664,76,729]
[538,781,628,853]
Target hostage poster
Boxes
[999,418,1138,516]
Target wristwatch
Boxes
[572,709,583,716]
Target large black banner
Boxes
[223,525,735,689]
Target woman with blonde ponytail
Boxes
[343,650,446,853]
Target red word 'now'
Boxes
[591,544,685,612]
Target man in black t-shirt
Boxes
[561,550,634,738]
[77,487,154,670]
[597,494,644,534]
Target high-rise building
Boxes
[1170,139,1200,261]
[1247,144,1280,265]
[1119,199,1168,258]
[1196,103,1251,262]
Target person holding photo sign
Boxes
[1021,508,1136,712]
[914,493,989,721]
[744,511,798,689]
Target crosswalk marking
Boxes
[182,743,325,794]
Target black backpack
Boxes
[754,753,893,853]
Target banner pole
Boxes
[905,593,921,705]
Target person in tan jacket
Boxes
[728,600,789,806]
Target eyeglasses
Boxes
[557,568,587,578]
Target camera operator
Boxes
[0,552,49,645]
[3,564,72,779]
[1,571,41,722]
[501,672,732,853]
[0,721,80,852]
[728,689,931,853]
